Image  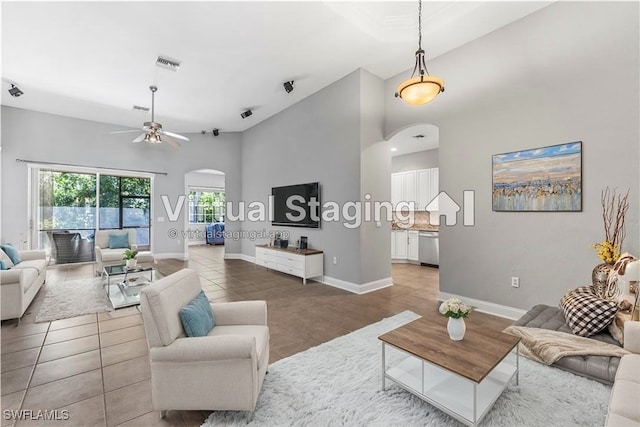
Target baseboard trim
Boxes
[154,252,188,261]
[322,276,393,295]
[187,240,206,246]
[224,253,255,263]
[438,292,527,320]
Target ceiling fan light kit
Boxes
[395,0,444,106]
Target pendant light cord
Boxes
[418,0,422,51]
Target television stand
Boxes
[255,245,323,284]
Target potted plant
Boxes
[123,249,139,269]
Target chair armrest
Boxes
[95,246,103,260]
[0,270,23,286]
[19,250,46,261]
[211,301,267,326]
[149,335,256,362]
[624,321,640,353]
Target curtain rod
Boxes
[15,159,168,176]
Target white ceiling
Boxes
[1,1,552,133]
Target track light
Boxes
[240,109,253,119]
[283,81,294,94]
[8,84,23,97]
[212,128,219,137]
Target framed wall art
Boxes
[492,141,582,212]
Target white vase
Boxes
[447,317,466,341]
[126,258,137,269]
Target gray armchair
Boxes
[139,269,269,417]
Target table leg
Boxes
[381,342,386,391]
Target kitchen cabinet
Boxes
[408,231,419,261]
[391,230,408,259]
[392,168,438,211]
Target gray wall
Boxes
[385,2,640,309]
[241,69,389,286]
[1,106,242,258]
[392,149,439,173]
[359,69,391,284]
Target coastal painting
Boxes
[492,142,582,212]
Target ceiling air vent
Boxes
[413,134,426,139]
[155,56,181,71]
[132,105,150,112]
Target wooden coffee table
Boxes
[379,316,520,426]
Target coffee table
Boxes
[103,264,155,309]
[379,317,520,426]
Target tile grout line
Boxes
[97,315,109,427]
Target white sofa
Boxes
[140,268,269,417]
[94,229,153,274]
[0,250,47,320]
[605,320,640,426]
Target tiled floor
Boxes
[1,245,511,426]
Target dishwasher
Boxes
[419,231,439,267]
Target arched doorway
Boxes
[184,169,226,259]
[388,123,440,296]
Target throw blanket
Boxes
[504,325,630,365]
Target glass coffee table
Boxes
[103,264,156,309]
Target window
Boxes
[99,176,151,246]
[188,190,225,223]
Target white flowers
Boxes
[439,298,473,319]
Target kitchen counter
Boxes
[392,225,439,232]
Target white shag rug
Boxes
[35,277,113,322]
[202,310,612,427]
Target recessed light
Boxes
[390,147,398,152]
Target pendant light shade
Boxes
[395,0,444,106]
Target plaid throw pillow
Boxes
[560,288,618,337]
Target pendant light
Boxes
[395,0,444,105]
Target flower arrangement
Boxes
[592,188,629,265]
[439,298,473,319]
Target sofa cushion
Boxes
[0,246,19,266]
[608,354,640,425]
[180,290,215,337]
[100,248,129,262]
[560,289,618,337]
[109,233,129,249]
[11,259,47,275]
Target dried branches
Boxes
[601,187,630,251]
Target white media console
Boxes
[255,245,323,284]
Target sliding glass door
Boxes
[33,167,152,264]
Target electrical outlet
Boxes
[511,277,520,288]
[332,257,337,265]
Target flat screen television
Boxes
[272,182,320,228]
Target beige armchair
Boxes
[94,229,153,274]
[139,268,269,418]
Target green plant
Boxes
[123,249,138,260]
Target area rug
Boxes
[202,310,612,427]
[35,277,113,322]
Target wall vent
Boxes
[132,105,150,112]
[155,56,181,71]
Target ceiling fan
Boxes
[111,85,189,148]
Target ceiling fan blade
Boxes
[162,130,189,141]
[110,129,142,134]
[132,133,147,143]
[162,135,181,148]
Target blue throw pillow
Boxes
[0,244,21,265]
[179,290,215,337]
[108,233,129,249]
[0,260,8,270]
